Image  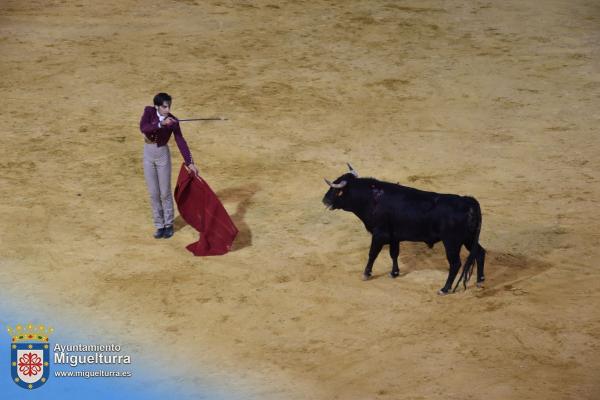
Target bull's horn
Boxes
[324,178,347,189]
[347,163,358,177]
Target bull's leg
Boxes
[464,242,486,288]
[363,235,385,281]
[476,245,486,287]
[439,240,462,295]
[389,241,400,278]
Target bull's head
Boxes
[322,163,359,210]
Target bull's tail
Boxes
[452,197,482,293]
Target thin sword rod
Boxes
[176,117,228,122]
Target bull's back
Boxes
[377,191,474,241]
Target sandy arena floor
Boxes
[1,0,599,398]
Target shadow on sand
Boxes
[367,242,554,295]
[216,183,259,252]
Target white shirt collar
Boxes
[156,109,166,122]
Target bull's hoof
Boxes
[362,274,372,281]
[389,271,399,279]
[476,277,485,288]
[437,289,450,296]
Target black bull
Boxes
[322,165,486,295]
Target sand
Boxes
[1,0,599,398]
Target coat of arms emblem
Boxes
[7,323,53,390]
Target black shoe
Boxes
[163,225,174,239]
[153,228,165,239]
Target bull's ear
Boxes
[347,163,359,177]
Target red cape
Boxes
[174,164,238,256]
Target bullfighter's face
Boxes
[322,173,355,210]
[156,101,171,117]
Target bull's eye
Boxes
[337,190,344,197]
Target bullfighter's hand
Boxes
[162,117,175,127]
[188,163,199,176]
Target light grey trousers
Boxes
[143,143,174,229]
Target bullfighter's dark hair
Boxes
[153,92,172,106]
